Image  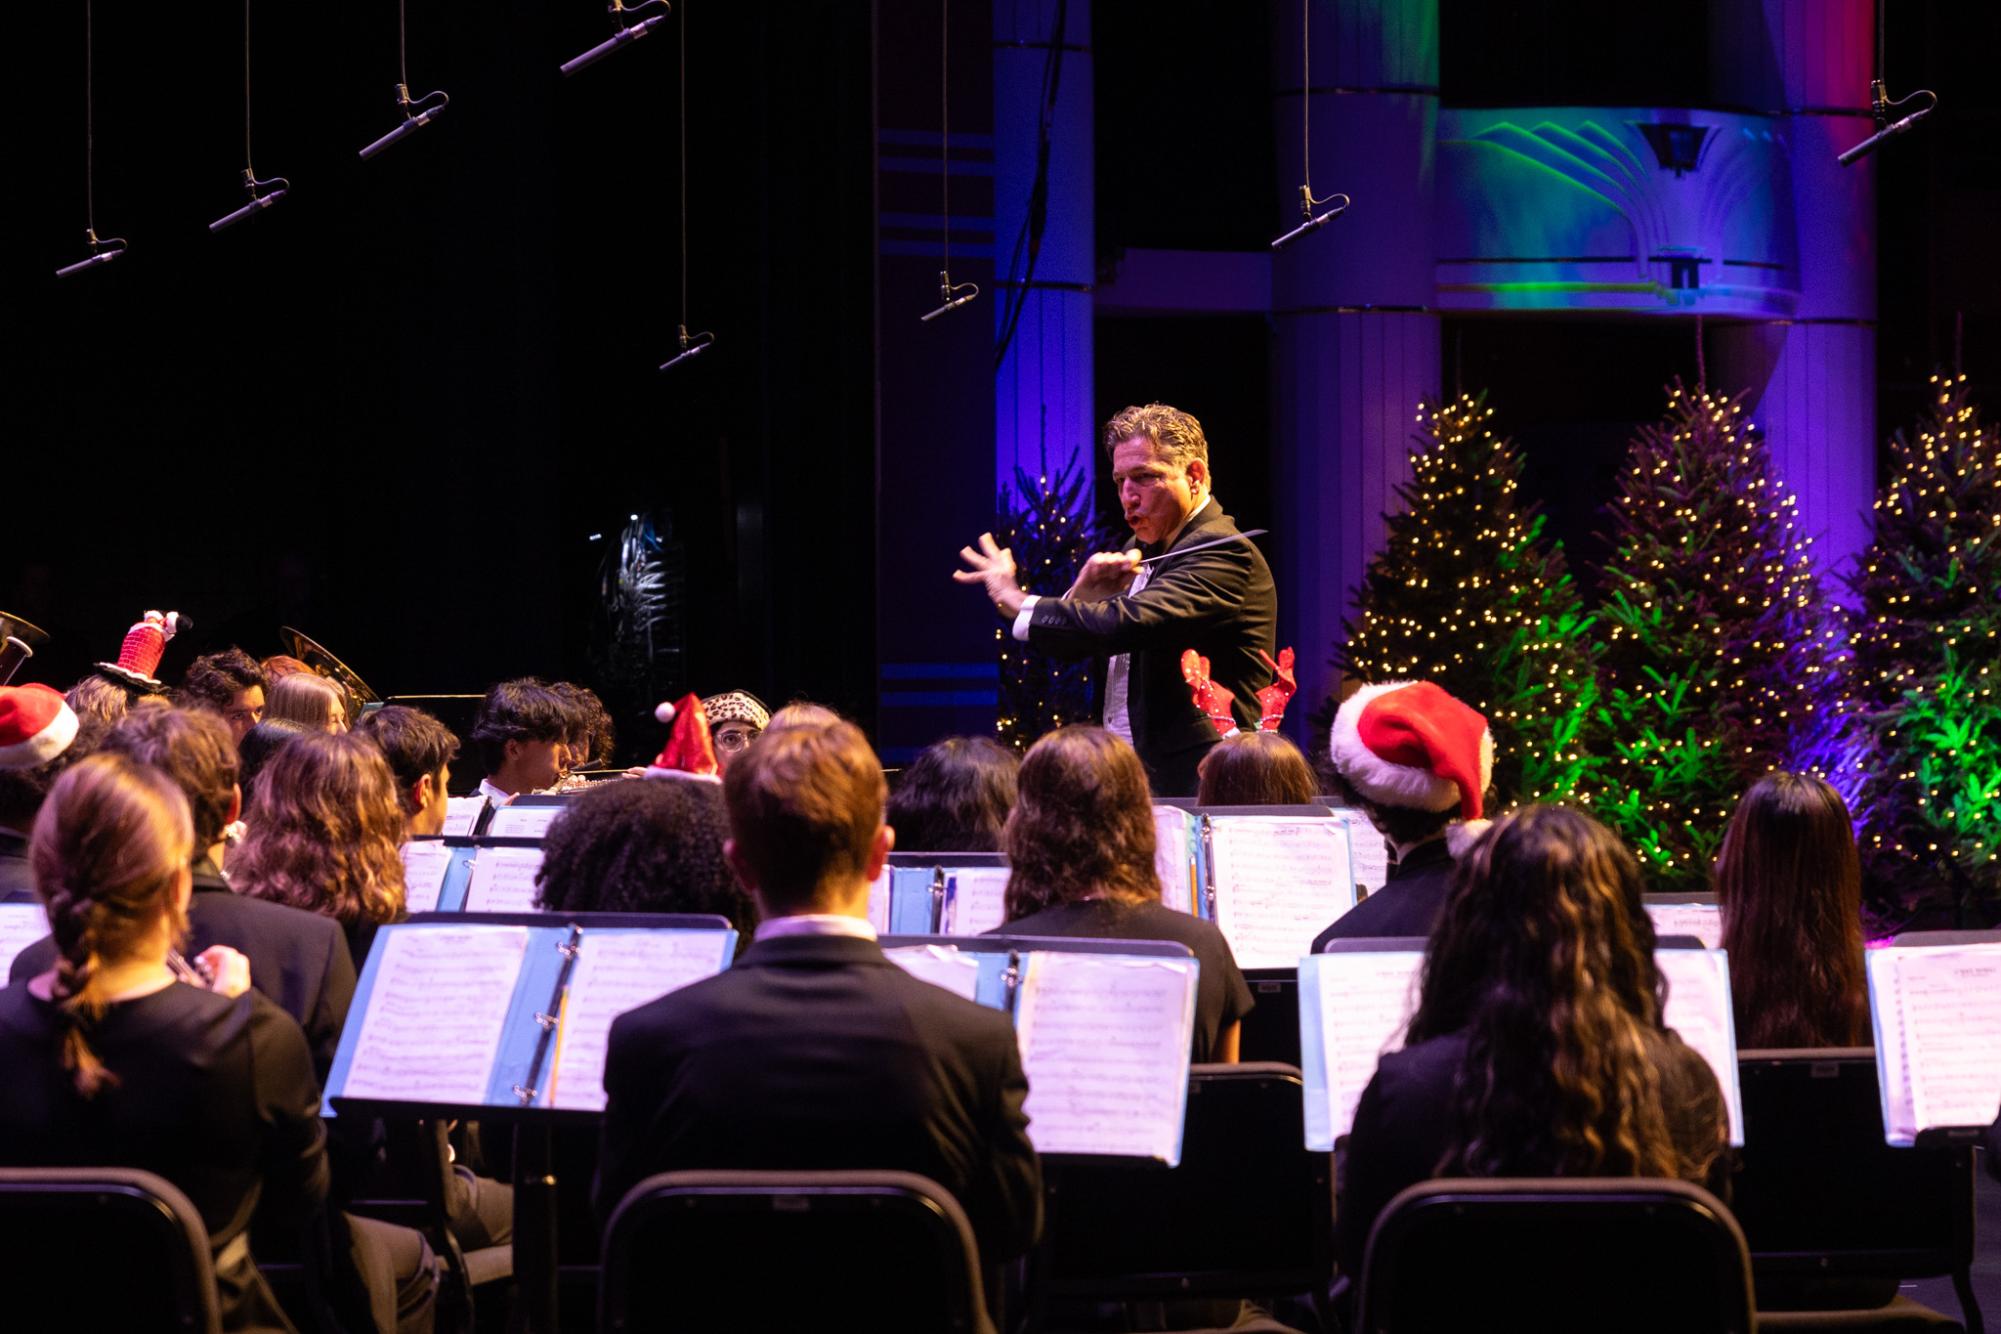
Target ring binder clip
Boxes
[1199,814,1218,920]
[512,1083,538,1105]
[534,1012,559,1030]
[557,940,581,960]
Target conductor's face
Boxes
[1112,435,1207,546]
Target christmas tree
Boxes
[1846,372,2001,922]
[1334,392,1602,808]
[994,461,1115,752]
[1595,382,1853,892]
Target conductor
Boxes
[957,403,1277,796]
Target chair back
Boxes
[0,1167,220,1333]
[1734,1049,1977,1308]
[1034,1063,1330,1300]
[1356,1178,1753,1334]
[1237,970,1302,1067]
[599,1170,988,1334]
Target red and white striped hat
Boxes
[0,684,81,770]
[1330,681,1493,821]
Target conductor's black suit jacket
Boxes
[1023,498,1277,796]
[594,933,1043,1266]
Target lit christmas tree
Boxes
[1846,372,2001,922]
[994,461,1115,752]
[1334,392,1602,808]
[1595,382,1853,892]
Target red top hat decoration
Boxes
[95,610,190,693]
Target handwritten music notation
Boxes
[548,932,731,1111]
[1014,953,1196,1162]
[1209,817,1355,969]
[462,847,548,913]
[342,927,529,1104]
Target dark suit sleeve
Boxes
[1026,542,1265,660]
[968,1020,1042,1260]
[8,935,54,985]
[305,921,357,1085]
[1334,1067,1398,1283]
[593,1009,648,1229]
[248,995,331,1227]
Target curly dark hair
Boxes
[550,682,615,768]
[888,736,1019,852]
[1716,772,1867,1048]
[97,706,239,851]
[1196,732,1317,806]
[1002,727,1158,919]
[534,778,747,931]
[1406,805,1698,1181]
[176,648,266,713]
[469,678,571,773]
[233,733,407,927]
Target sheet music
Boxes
[1871,944,2001,1140]
[1208,817,1356,968]
[1153,806,1195,914]
[866,869,892,935]
[485,803,565,839]
[1304,950,1424,1142]
[549,932,731,1111]
[1644,901,1723,949]
[341,927,529,1104]
[1013,952,1196,1162]
[462,847,547,913]
[0,903,50,978]
[943,867,1012,936]
[399,841,456,914]
[884,944,984,1003]
[441,796,486,838]
[1657,948,1745,1145]
[1332,810,1391,896]
[1868,950,1919,1144]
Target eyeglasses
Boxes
[715,727,760,752]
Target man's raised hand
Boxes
[1065,549,1142,601]
[953,532,1028,617]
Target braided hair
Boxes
[28,754,194,1098]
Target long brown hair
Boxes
[29,754,194,1097]
[1003,727,1158,919]
[1196,732,1317,806]
[233,733,407,926]
[1407,806,1701,1181]
[1715,772,1867,1048]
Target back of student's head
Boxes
[469,678,571,771]
[65,675,134,730]
[233,732,406,926]
[30,753,194,1097]
[1410,805,1683,1178]
[1716,771,1866,1048]
[354,705,460,793]
[264,671,349,733]
[763,701,842,734]
[536,778,745,927]
[0,690,99,831]
[239,718,313,807]
[97,706,238,853]
[1196,732,1317,806]
[1003,726,1157,919]
[176,648,265,712]
[722,719,883,911]
[887,736,1019,852]
[550,682,614,768]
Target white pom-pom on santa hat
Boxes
[0,685,80,770]
[1330,680,1494,821]
[655,699,678,724]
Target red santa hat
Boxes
[645,694,722,782]
[1330,681,1493,821]
[95,610,190,693]
[0,684,81,769]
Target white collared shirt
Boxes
[476,778,515,807]
[752,913,879,943]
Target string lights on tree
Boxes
[1845,372,2001,923]
[1594,381,1853,892]
[1333,392,1602,810]
[993,459,1110,751]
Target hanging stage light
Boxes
[360,0,449,161]
[560,0,671,77]
[210,0,288,232]
[1270,0,1352,251]
[1838,0,1937,166]
[56,0,127,278]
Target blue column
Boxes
[992,0,1094,495]
[1271,0,1441,732]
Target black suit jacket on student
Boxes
[0,827,33,902]
[10,860,356,1083]
[1312,838,1456,951]
[595,933,1043,1265]
[1022,498,1277,796]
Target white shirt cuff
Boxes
[1010,595,1040,642]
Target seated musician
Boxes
[353,705,458,839]
[1312,681,1493,948]
[0,685,93,902]
[176,648,269,744]
[264,672,350,734]
[467,678,576,803]
[595,715,1042,1272]
[0,754,336,1333]
[991,726,1252,1064]
[886,735,1019,852]
[1336,806,1729,1281]
[1194,730,1316,806]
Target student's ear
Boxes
[864,823,894,882]
[409,773,433,816]
[226,785,243,827]
[502,738,523,766]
